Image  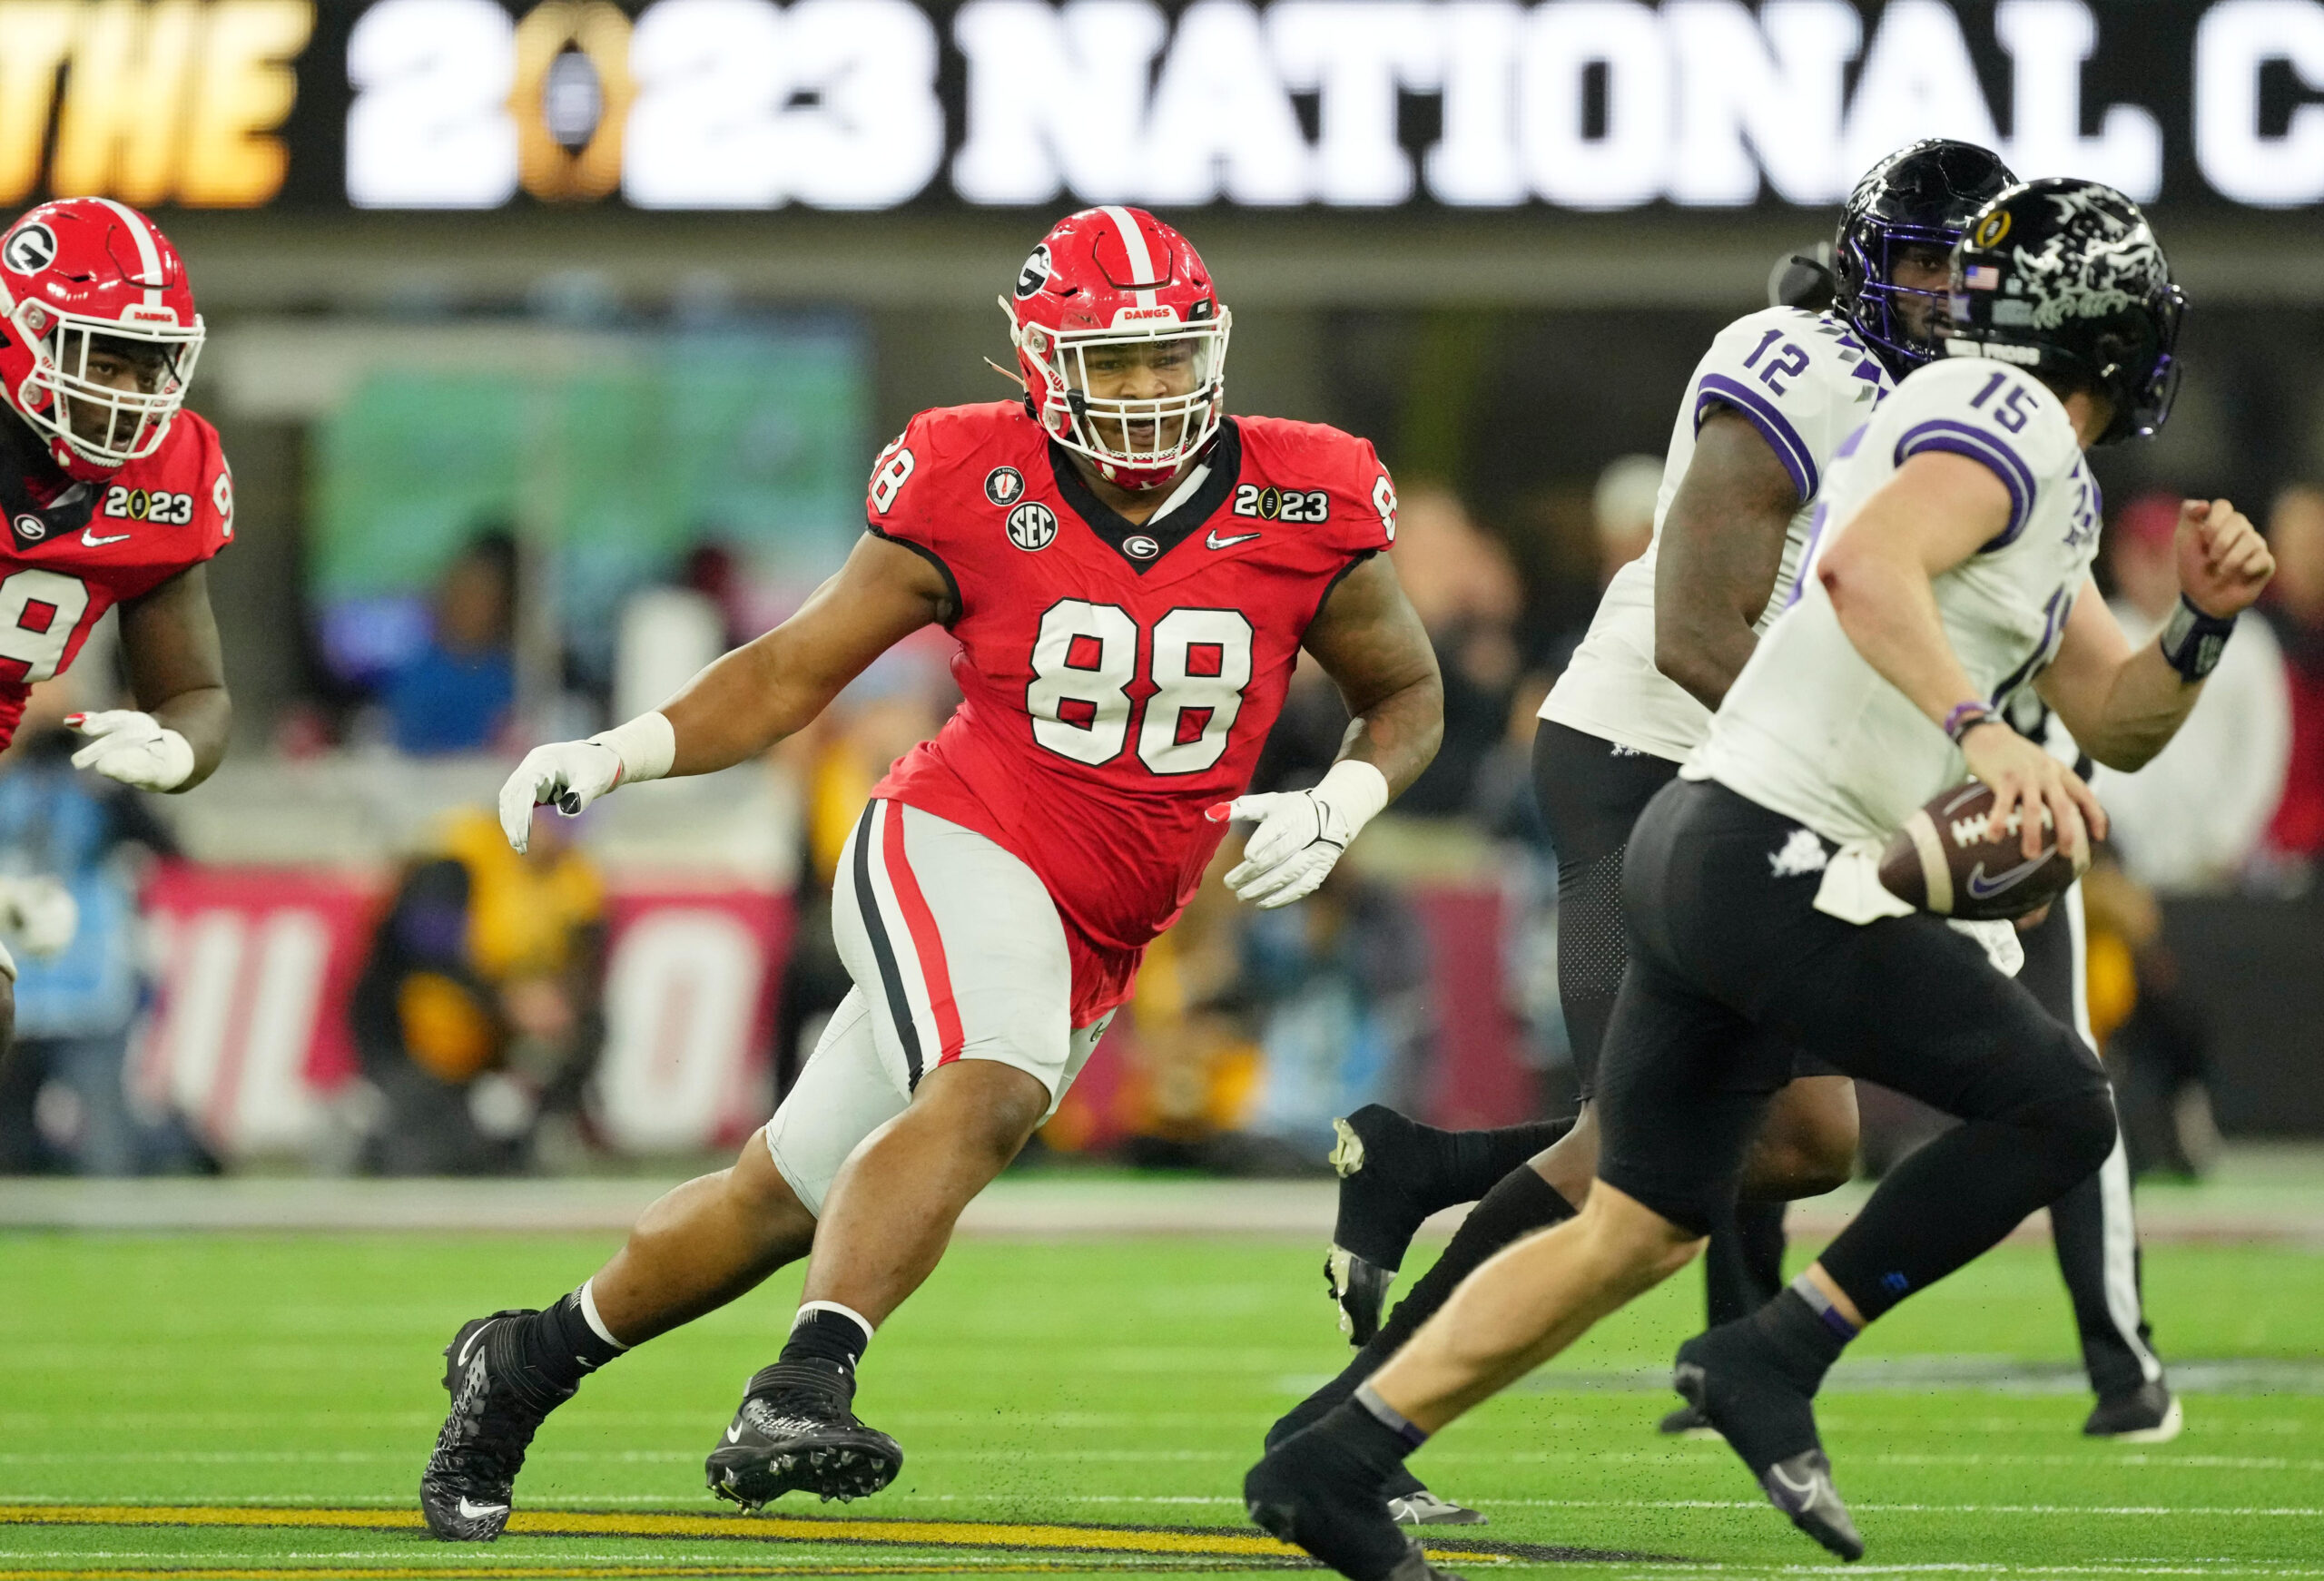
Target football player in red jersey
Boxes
[420,207,1444,1540]
[0,198,233,1050]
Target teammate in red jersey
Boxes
[421,207,1444,1540]
[0,198,233,1044]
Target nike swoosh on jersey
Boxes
[1205,530,1261,550]
[1965,851,2052,899]
[456,1498,509,1519]
[81,529,131,547]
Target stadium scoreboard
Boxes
[0,0,2319,214]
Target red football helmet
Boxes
[1004,207,1230,492]
[0,198,204,481]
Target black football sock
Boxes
[1816,1097,2112,1325]
[1705,1199,1789,1328]
[775,1301,874,1376]
[1746,1281,1856,1395]
[1273,1166,1577,1451]
[1334,1110,1573,1270]
[1440,1120,1576,1212]
[517,1285,627,1393]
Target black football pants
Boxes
[1597,779,2117,1324]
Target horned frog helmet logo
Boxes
[2011,190,2164,332]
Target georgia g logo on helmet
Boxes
[1015,244,1052,301]
[2,222,55,275]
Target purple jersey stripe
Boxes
[1894,419,2037,550]
[1696,375,1817,502]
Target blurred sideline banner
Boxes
[0,1,2319,215]
[131,863,791,1161]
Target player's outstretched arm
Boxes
[1819,451,2103,861]
[1653,407,1801,710]
[500,533,949,852]
[72,564,231,793]
[1216,554,1442,908]
[1301,553,1443,796]
[2037,499,2274,771]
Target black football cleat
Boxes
[1325,1244,1400,1348]
[420,1310,576,1542]
[1674,1323,1863,1562]
[1325,1107,1444,1344]
[2083,1380,2183,1443]
[1756,1448,1864,1563]
[1656,1398,1721,1439]
[1246,1434,1462,1581]
[705,1359,901,1510]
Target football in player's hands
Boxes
[1877,781,2089,922]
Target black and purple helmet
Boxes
[1833,139,2016,378]
[1945,178,2184,447]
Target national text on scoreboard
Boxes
[1,0,2320,213]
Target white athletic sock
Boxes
[576,1280,629,1350]
[793,1300,876,1344]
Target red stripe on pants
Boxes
[880,800,966,1066]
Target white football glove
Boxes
[497,712,677,854]
[0,875,77,957]
[1215,760,1392,909]
[498,740,622,854]
[67,710,195,791]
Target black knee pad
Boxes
[2004,1079,2118,1189]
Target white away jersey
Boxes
[1541,307,1893,762]
[1688,356,2102,845]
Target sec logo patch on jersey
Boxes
[1007,501,1058,551]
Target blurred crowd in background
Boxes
[5,353,2324,1185]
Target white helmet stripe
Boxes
[1099,204,1159,311]
[92,197,165,311]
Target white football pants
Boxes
[762,799,1110,1215]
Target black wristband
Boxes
[1943,702,1999,745]
[2159,594,2236,682]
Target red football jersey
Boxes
[869,402,1397,1023]
[0,410,233,746]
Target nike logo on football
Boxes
[1205,530,1260,550]
[1965,851,2052,899]
[81,528,131,547]
[455,1498,508,1519]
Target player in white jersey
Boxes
[1269,142,2102,1527]
[1246,181,2271,1576]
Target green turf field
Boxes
[4,1229,2321,1579]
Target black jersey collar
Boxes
[0,413,95,552]
[1048,419,1242,574]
